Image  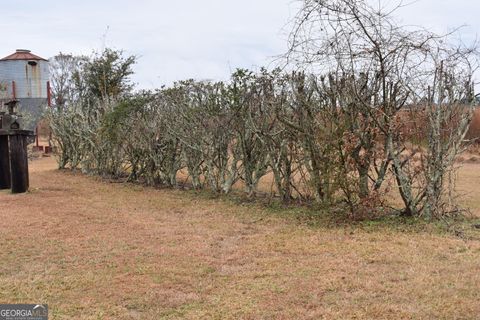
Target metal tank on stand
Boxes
[0,49,50,122]
[0,49,50,151]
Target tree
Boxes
[49,53,87,108]
[75,48,136,102]
[287,0,478,217]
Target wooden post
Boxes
[0,135,10,190]
[8,132,30,194]
[1,101,33,194]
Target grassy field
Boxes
[1,157,480,319]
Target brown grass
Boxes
[1,157,480,319]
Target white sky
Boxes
[1,0,478,89]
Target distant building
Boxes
[0,49,50,129]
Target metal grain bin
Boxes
[0,49,50,129]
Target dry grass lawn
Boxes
[1,157,480,319]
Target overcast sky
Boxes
[1,0,478,89]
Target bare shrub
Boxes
[48,0,479,221]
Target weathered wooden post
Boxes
[0,135,11,189]
[0,100,34,193]
[0,109,11,189]
[9,131,31,193]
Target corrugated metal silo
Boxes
[0,49,50,129]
